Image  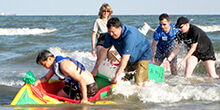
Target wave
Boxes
[0,28,57,35]
[195,24,220,32]
[114,75,220,103]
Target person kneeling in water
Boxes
[34,50,98,104]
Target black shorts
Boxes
[192,50,216,61]
[63,82,98,100]
[96,33,107,46]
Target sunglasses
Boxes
[179,24,185,29]
[159,22,168,26]
[103,10,110,13]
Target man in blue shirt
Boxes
[151,13,179,75]
[92,17,152,86]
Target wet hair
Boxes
[36,50,54,65]
[107,17,122,28]
[98,3,113,19]
[159,13,170,21]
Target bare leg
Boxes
[155,61,177,75]
[204,60,219,78]
[170,61,177,75]
[185,56,198,77]
[96,45,103,58]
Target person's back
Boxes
[54,56,95,84]
[35,50,98,103]
[104,24,152,65]
[185,24,213,53]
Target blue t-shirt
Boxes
[104,24,152,65]
[153,24,179,53]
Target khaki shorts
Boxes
[124,60,150,83]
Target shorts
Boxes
[96,33,107,46]
[63,82,98,100]
[155,49,177,63]
[124,60,150,83]
[192,50,216,61]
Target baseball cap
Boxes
[175,17,189,28]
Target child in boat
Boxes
[34,50,98,104]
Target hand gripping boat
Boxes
[10,70,116,105]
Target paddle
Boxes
[110,52,120,62]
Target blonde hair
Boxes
[98,3,113,19]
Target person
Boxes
[151,13,179,75]
[91,3,115,59]
[91,17,152,86]
[164,17,219,78]
[34,50,98,104]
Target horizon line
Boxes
[3,14,220,16]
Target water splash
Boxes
[113,75,220,103]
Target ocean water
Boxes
[0,15,220,110]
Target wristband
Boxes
[167,58,171,63]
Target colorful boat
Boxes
[10,64,164,105]
[10,71,116,105]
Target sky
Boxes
[0,0,220,15]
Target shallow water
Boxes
[0,15,220,109]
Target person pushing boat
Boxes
[92,17,152,86]
[165,17,219,78]
[34,50,98,104]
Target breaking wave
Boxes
[0,28,57,35]
[195,24,220,32]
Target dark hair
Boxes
[36,50,54,65]
[159,13,170,21]
[107,17,122,28]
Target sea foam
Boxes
[0,28,57,35]
[195,24,220,32]
[113,76,220,103]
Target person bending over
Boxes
[92,17,152,86]
[165,17,219,78]
[34,50,98,103]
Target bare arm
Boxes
[111,54,130,83]
[163,43,181,69]
[34,69,54,86]
[91,32,97,57]
[182,42,198,62]
[151,40,158,63]
[91,47,109,76]
[167,43,181,61]
[178,42,198,70]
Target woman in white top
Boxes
[91,3,115,59]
